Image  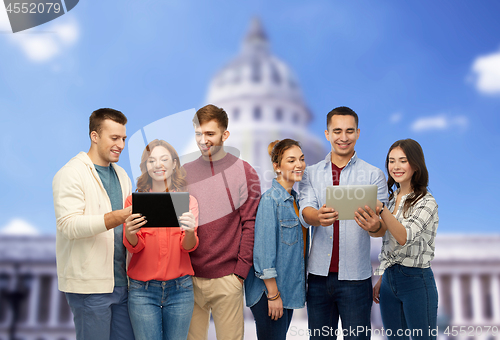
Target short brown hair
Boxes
[192,104,228,130]
[89,108,127,136]
[326,106,358,129]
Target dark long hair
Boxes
[136,139,187,192]
[386,139,429,218]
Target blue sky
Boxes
[1,1,499,235]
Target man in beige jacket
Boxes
[53,108,135,340]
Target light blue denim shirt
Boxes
[298,152,388,280]
[244,179,306,309]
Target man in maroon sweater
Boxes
[185,104,261,340]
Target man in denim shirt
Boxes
[298,106,388,339]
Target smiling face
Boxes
[388,147,415,187]
[325,115,360,160]
[91,119,127,166]
[146,146,177,188]
[275,145,305,187]
[194,119,230,161]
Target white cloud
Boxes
[0,218,39,236]
[53,19,79,44]
[471,49,500,95]
[0,5,79,62]
[18,35,60,61]
[390,112,402,123]
[411,114,468,132]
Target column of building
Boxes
[471,274,484,324]
[451,274,464,325]
[490,274,500,325]
[26,272,41,327]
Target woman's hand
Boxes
[179,211,196,233]
[268,296,283,321]
[373,276,382,304]
[180,211,197,251]
[354,205,381,233]
[124,212,147,246]
[125,213,147,236]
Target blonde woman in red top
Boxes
[123,139,199,340]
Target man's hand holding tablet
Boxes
[317,204,339,227]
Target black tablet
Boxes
[132,192,190,227]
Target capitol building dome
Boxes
[205,18,326,190]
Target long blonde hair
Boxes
[136,139,187,192]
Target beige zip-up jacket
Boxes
[53,152,132,294]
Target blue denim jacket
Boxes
[298,152,388,280]
[244,179,306,309]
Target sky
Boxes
[0,0,499,235]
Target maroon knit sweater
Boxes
[184,153,261,279]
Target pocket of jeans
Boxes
[398,265,423,278]
[178,276,193,290]
[128,279,144,292]
[280,219,299,246]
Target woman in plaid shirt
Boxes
[355,138,438,340]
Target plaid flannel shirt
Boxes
[375,190,439,276]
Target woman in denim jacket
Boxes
[245,139,307,340]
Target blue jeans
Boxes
[127,276,194,340]
[250,293,294,340]
[379,265,438,340]
[307,273,372,340]
[65,286,135,340]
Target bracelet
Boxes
[267,291,281,301]
[379,202,385,216]
[234,274,245,281]
[369,221,382,234]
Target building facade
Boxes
[369,236,500,340]
[0,236,73,340]
[1,235,499,340]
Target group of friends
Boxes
[52,104,439,340]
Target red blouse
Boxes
[123,194,199,282]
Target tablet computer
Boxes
[325,185,377,221]
[132,192,190,227]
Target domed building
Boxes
[205,18,326,191]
